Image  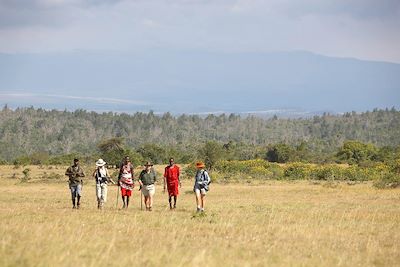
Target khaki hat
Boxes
[144,161,153,166]
[96,158,106,167]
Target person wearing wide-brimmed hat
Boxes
[65,158,85,209]
[92,159,115,209]
[118,156,135,209]
[193,161,211,212]
[138,161,157,211]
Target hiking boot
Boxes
[196,207,201,213]
[77,204,80,209]
[149,207,152,211]
[72,206,76,209]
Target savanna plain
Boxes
[0,165,399,267]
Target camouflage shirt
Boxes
[65,165,85,186]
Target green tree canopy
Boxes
[336,140,378,164]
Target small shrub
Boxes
[208,171,222,183]
[184,163,198,179]
[342,166,375,181]
[284,163,312,180]
[215,159,284,180]
[21,168,31,182]
[311,165,343,181]
[373,173,400,189]
[13,156,31,166]
[249,166,273,178]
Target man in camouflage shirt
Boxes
[65,158,85,209]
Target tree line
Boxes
[1,105,399,165]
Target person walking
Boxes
[138,161,157,211]
[193,162,211,213]
[65,158,85,209]
[163,158,181,210]
[118,156,134,209]
[92,159,115,209]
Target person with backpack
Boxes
[65,158,85,209]
[163,158,181,210]
[193,162,211,213]
[92,159,115,209]
[118,156,134,209]
[138,161,157,211]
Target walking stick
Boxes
[140,187,143,210]
[116,184,120,209]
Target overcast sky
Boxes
[0,0,399,62]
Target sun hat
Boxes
[196,162,205,168]
[96,158,106,167]
[144,161,153,166]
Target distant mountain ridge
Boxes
[0,50,399,113]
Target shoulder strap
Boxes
[202,170,210,182]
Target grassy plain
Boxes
[0,165,399,267]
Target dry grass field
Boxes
[0,165,399,267]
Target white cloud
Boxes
[0,0,399,62]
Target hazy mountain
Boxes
[0,50,399,114]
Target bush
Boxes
[249,166,274,178]
[208,171,223,183]
[29,152,50,165]
[283,163,312,180]
[199,141,225,170]
[13,156,31,166]
[336,140,378,165]
[21,168,31,182]
[309,165,348,181]
[215,159,284,179]
[137,144,167,165]
[341,166,376,181]
[265,143,294,163]
[211,159,396,183]
[183,163,198,179]
[374,173,400,189]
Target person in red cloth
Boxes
[118,156,134,209]
[163,158,181,209]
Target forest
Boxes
[0,105,399,167]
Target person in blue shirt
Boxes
[193,162,211,212]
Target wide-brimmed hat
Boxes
[196,162,205,168]
[144,161,153,166]
[96,158,106,167]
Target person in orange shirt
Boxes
[163,158,181,209]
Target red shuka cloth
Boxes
[164,165,180,196]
